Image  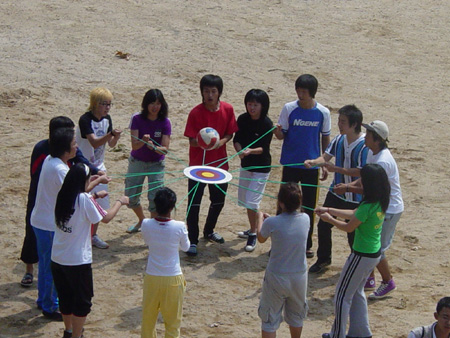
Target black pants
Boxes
[316,192,357,262]
[281,166,319,250]
[20,204,39,265]
[186,179,228,245]
[51,262,93,317]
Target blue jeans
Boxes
[32,227,58,313]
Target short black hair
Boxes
[295,74,318,98]
[50,128,74,158]
[154,187,177,215]
[278,182,302,213]
[436,297,450,314]
[244,89,270,118]
[200,74,223,96]
[141,89,168,120]
[338,105,363,133]
[49,116,75,137]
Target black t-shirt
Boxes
[233,113,273,173]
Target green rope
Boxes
[184,181,200,222]
[123,129,188,167]
[110,169,185,179]
[217,125,276,168]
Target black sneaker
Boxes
[63,330,72,338]
[205,232,225,244]
[237,229,251,238]
[245,234,257,252]
[42,310,63,321]
[309,259,331,273]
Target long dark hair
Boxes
[55,163,91,228]
[141,89,168,120]
[360,163,390,213]
[278,182,302,213]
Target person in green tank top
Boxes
[315,163,390,338]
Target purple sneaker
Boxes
[364,276,376,291]
[369,279,396,299]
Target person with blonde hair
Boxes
[76,87,122,249]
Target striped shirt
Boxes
[325,133,369,203]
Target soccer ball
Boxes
[196,127,220,150]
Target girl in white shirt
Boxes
[52,163,128,338]
[141,187,190,338]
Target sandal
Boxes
[20,272,33,287]
[126,223,141,233]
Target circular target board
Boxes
[183,166,232,184]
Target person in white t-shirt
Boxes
[335,120,404,300]
[76,87,122,249]
[30,128,77,320]
[141,187,190,338]
[52,163,128,338]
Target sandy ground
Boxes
[1,0,449,337]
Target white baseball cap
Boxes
[363,120,389,142]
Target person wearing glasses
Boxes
[76,87,122,249]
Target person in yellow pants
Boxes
[141,187,190,338]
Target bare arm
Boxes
[86,174,111,192]
[304,153,333,168]
[101,196,129,223]
[130,129,146,151]
[86,129,122,149]
[217,134,233,148]
[321,134,331,154]
[257,212,270,243]
[189,137,199,147]
[315,207,361,233]
[274,124,285,140]
[334,178,363,195]
[107,129,122,147]
[152,134,170,155]
[323,163,361,177]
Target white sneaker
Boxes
[92,234,109,249]
[245,234,257,252]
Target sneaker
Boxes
[237,229,251,238]
[369,279,396,299]
[309,259,331,273]
[306,249,314,258]
[364,276,376,291]
[205,232,225,244]
[92,234,109,249]
[42,310,63,321]
[322,334,331,338]
[186,244,197,257]
[245,234,257,252]
[63,330,72,338]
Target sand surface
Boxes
[1,0,449,337]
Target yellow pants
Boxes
[141,274,186,338]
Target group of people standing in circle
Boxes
[18,71,415,338]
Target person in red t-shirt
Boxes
[183,74,238,256]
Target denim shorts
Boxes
[380,212,402,259]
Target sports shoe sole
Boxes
[368,286,397,299]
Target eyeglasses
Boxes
[99,102,113,107]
